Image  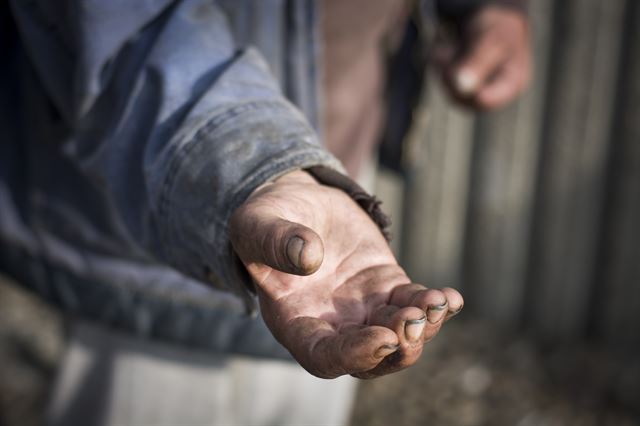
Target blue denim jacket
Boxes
[0,0,490,357]
[1,0,341,358]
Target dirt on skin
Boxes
[0,273,638,426]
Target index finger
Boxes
[475,53,530,109]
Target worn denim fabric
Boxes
[0,0,491,356]
[1,0,343,357]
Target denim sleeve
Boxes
[9,0,347,303]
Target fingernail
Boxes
[449,305,463,318]
[405,317,426,342]
[427,302,448,324]
[375,344,399,358]
[286,236,305,269]
[455,69,478,94]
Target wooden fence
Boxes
[377,0,640,345]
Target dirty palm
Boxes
[230,171,464,379]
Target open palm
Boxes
[230,171,463,379]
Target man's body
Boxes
[1,0,529,423]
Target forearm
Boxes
[9,0,344,302]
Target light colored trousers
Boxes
[47,322,357,426]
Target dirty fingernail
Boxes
[286,236,305,269]
[405,317,426,342]
[455,69,478,94]
[449,305,463,318]
[375,344,399,358]
[427,302,448,324]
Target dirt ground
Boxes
[1,273,639,426]
[350,318,640,426]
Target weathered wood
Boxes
[400,78,475,289]
[374,168,405,257]
[387,0,638,344]
[461,0,554,325]
[598,0,640,344]
[525,0,626,337]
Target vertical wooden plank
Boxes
[400,78,475,288]
[526,0,626,337]
[460,0,554,325]
[374,168,405,257]
[598,0,640,344]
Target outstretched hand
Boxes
[230,170,463,379]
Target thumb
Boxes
[451,32,508,96]
[230,209,324,276]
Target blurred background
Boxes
[353,0,640,423]
[1,0,639,425]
